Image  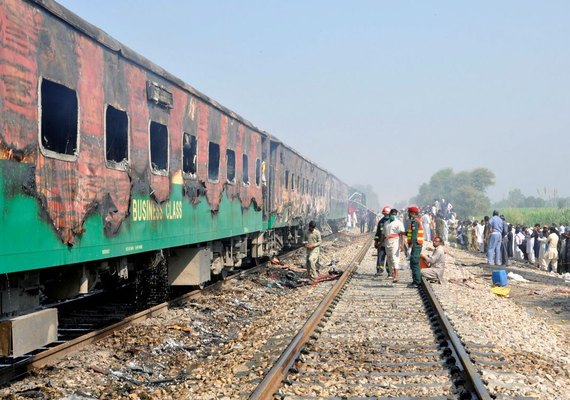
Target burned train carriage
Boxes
[0,0,348,352]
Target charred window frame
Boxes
[255,158,261,186]
[291,173,295,191]
[242,154,249,185]
[39,78,79,161]
[226,149,236,183]
[105,105,129,170]
[149,121,169,175]
[208,142,220,181]
[284,170,290,190]
[182,132,198,178]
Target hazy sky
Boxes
[57,0,570,206]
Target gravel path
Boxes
[0,234,369,400]
[2,237,567,399]
[433,244,570,399]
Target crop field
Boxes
[501,208,570,226]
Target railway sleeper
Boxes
[280,380,456,398]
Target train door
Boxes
[260,136,269,217]
[268,140,280,222]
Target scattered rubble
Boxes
[433,245,570,398]
[0,233,367,399]
[2,235,567,399]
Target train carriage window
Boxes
[296,176,300,192]
[226,149,236,183]
[40,78,78,159]
[255,159,261,186]
[242,154,249,184]
[105,105,129,169]
[208,142,220,181]
[285,170,290,189]
[150,121,168,174]
[182,133,197,176]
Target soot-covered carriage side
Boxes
[0,0,348,355]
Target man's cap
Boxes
[382,206,391,214]
[408,206,420,213]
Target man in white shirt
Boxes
[383,209,406,283]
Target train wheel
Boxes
[213,268,229,282]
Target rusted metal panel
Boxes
[0,308,58,357]
[0,0,279,251]
[0,0,40,159]
[274,145,330,225]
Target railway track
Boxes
[0,234,353,387]
[249,243,493,400]
[0,258,267,385]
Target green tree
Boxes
[411,168,495,218]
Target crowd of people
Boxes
[373,206,443,288]
[453,212,570,274]
[420,199,570,274]
[335,197,569,292]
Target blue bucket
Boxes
[492,270,508,287]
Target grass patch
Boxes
[501,208,570,226]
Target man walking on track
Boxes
[304,221,321,282]
[406,206,424,288]
[383,209,406,283]
[374,206,391,277]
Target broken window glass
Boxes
[208,142,220,181]
[40,78,78,157]
[182,132,197,175]
[226,149,236,183]
[105,105,128,168]
[242,154,249,184]
[150,121,168,173]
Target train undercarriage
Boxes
[0,225,312,356]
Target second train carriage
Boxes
[0,0,348,353]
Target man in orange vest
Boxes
[406,206,424,288]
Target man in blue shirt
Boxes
[488,210,503,265]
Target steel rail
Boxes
[248,236,374,400]
[421,277,493,400]
[0,236,340,385]
[0,263,264,385]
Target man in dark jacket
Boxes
[374,206,391,277]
